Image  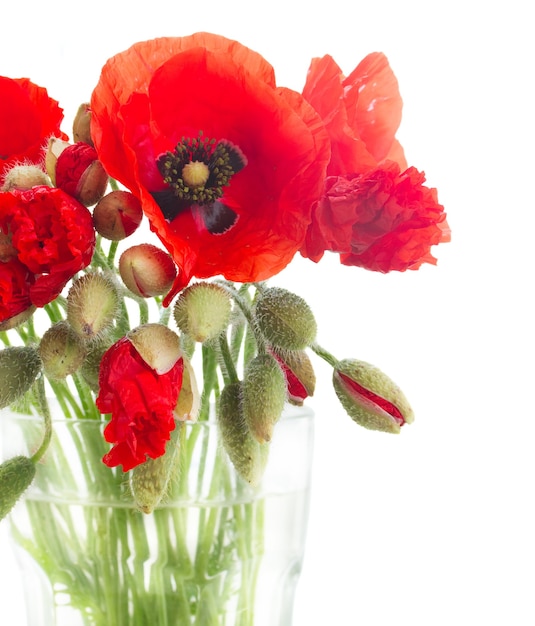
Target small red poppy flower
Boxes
[0,257,34,327]
[0,76,67,179]
[96,336,184,471]
[302,162,450,271]
[302,53,407,177]
[0,186,95,306]
[91,34,330,299]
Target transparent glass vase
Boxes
[1,402,314,626]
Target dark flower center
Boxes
[152,132,247,234]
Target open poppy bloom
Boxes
[0,186,95,309]
[90,33,330,300]
[302,53,407,178]
[0,257,34,326]
[302,162,450,271]
[97,336,184,471]
[301,53,449,271]
[0,76,67,180]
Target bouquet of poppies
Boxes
[0,33,449,625]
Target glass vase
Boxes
[1,401,314,626]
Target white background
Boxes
[1,0,534,624]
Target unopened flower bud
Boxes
[127,324,181,374]
[0,456,36,521]
[271,348,316,406]
[80,342,111,392]
[38,321,87,380]
[217,382,269,486]
[255,287,317,350]
[119,244,176,297]
[129,424,182,514]
[72,103,93,146]
[1,164,51,191]
[333,358,414,434]
[242,353,286,443]
[173,283,231,343]
[55,142,108,206]
[45,137,70,185]
[0,346,41,409]
[173,355,200,421]
[93,190,143,240]
[67,272,119,341]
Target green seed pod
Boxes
[0,456,36,521]
[173,282,231,343]
[242,353,286,444]
[39,321,87,380]
[217,382,269,486]
[254,287,317,350]
[67,272,119,341]
[129,423,182,514]
[333,358,415,434]
[0,346,41,409]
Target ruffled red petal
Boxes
[97,337,184,471]
[0,76,67,178]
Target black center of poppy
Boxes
[152,132,247,234]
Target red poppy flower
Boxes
[0,76,67,180]
[96,337,184,471]
[302,162,450,270]
[91,34,330,300]
[0,186,95,306]
[302,53,407,177]
[0,257,34,326]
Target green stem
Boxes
[31,376,53,464]
[310,341,340,368]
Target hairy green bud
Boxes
[129,424,182,514]
[173,282,231,342]
[217,382,269,486]
[0,456,36,521]
[254,287,317,350]
[242,353,286,443]
[333,358,414,434]
[39,321,87,380]
[67,272,119,341]
[0,346,41,409]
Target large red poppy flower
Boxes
[0,186,95,306]
[96,337,184,471]
[303,162,450,271]
[302,53,407,177]
[0,76,67,180]
[91,33,330,300]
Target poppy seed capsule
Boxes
[333,358,414,434]
[93,190,143,240]
[217,382,269,486]
[0,456,36,521]
[119,244,176,297]
[67,272,119,341]
[254,287,317,351]
[242,353,286,444]
[0,346,41,409]
[38,321,87,380]
[173,283,231,343]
